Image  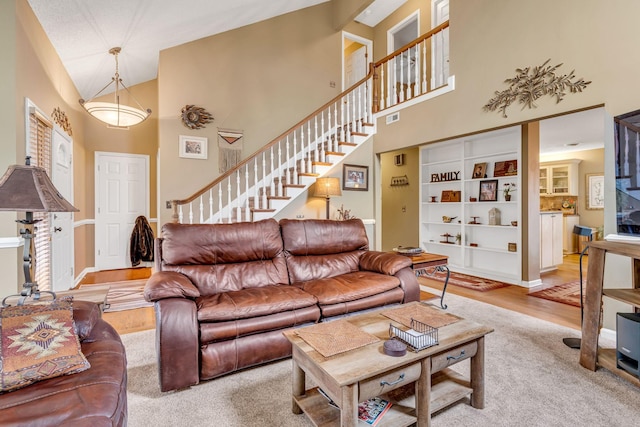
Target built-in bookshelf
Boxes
[419,126,522,285]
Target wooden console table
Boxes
[579,240,640,387]
[407,253,450,309]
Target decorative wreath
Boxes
[181,105,214,130]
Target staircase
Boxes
[170,22,450,224]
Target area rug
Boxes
[80,279,152,312]
[427,270,510,292]
[528,280,582,307]
[121,293,637,427]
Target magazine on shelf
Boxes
[358,397,392,426]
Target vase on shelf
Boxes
[505,194,511,201]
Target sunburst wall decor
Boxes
[181,105,214,129]
[483,59,591,118]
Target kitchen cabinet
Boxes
[540,212,563,271]
[540,160,581,195]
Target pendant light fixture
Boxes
[79,47,151,129]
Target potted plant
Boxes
[503,182,516,201]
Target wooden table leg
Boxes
[341,384,358,427]
[291,359,305,414]
[416,357,432,427]
[580,246,606,370]
[470,336,485,409]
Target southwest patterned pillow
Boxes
[0,298,90,393]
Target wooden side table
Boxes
[407,253,450,309]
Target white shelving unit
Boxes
[419,126,522,285]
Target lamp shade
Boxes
[0,164,78,212]
[80,100,150,128]
[314,177,342,198]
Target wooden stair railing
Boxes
[170,21,450,224]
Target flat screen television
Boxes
[615,109,640,236]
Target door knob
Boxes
[54,227,62,232]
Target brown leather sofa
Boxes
[144,218,419,392]
[0,301,128,426]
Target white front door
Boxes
[51,128,74,291]
[431,0,450,88]
[95,152,149,271]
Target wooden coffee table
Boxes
[284,302,493,427]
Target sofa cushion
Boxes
[0,299,90,393]
[196,285,318,322]
[160,219,290,294]
[294,271,401,305]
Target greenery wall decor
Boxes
[483,59,591,118]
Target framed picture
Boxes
[479,179,498,201]
[472,162,487,179]
[343,164,368,191]
[441,190,461,202]
[493,160,518,177]
[179,135,208,159]
[586,173,604,209]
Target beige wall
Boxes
[157,2,350,226]
[380,147,419,250]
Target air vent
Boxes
[386,112,400,124]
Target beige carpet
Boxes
[80,279,152,312]
[122,291,638,427]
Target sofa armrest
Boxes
[144,271,200,302]
[359,251,413,275]
[155,298,200,392]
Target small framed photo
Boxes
[494,160,518,177]
[472,162,487,179]
[586,173,604,210]
[343,164,368,191]
[479,179,498,201]
[179,135,208,159]
[441,190,461,202]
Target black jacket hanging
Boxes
[129,215,154,267]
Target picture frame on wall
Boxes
[343,164,368,191]
[479,179,498,201]
[586,173,604,209]
[179,135,208,159]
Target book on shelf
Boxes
[358,397,392,426]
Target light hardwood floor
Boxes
[82,255,585,335]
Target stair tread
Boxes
[312,161,333,166]
[363,122,374,127]
[283,184,305,188]
[298,172,320,177]
[267,196,291,200]
[338,142,358,147]
[352,132,368,136]
[326,151,345,156]
[251,208,276,213]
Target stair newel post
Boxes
[421,39,428,94]
[199,195,204,223]
[236,170,241,223]
[218,185,223,223]
[285,136,291,186]
[244,165,250,221]
[253,158,259,212]
[277,141,283,197]
[227,177,232,223]
[292,132,298,181]
[306,121,312,173]
[269,146,275,199]
[333,102,339,152]
[261,152,267,209]
[209,189,214,222]
[299,125,305,174]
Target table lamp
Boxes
[0,157,78,306]
[314,177,341,219]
